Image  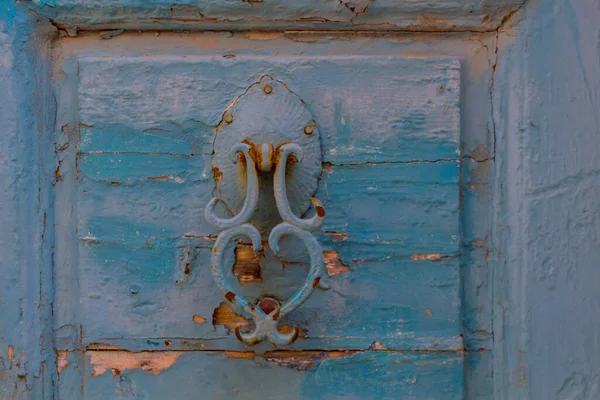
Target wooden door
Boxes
[2,1,532,398]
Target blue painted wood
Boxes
[75,57,461,163]
[75,351,464,399]
[73,156,461,350]
[52,32,495,398]
[29,0,525,32]
[0,3,57,398]
[13,0,600,398]
[493,0,600,398]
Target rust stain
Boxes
[485,250,492,262]
[233,243,262,285]
[57,350,69,375]
[192,314,206,325]
[426,309,433,317]
[212,302,250,332]
[323,250,350,276]
[88,351,182,377]
[272,308,281,321]
[312,277,321,288]
[324,231,352,242]
[55,165,62,182]
[212,166,223,182]
[315,206,325,218]
[225,292,236,303]
[257,298,279,314]
[279,325,307,339]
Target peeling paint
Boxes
[233,243,262,285]
[56,350,68,376]
[212,302,306,338]
[411,253,442,261]
[263,351,356,372]
[192,314,206,325]
[323,250,350,276]
[88,351,182,377]
[212,302,250,332]
[324,230,352,242]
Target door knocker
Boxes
[205,76,327,346]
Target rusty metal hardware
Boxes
[205,77,326,346]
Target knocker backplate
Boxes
[212,76,322,233]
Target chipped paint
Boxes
[88,351,183,377]
[212,302,250,332]
[28,0,526,31]
[411,253,450,261]
[192,315,206,325]
[323,250,350,276]
[223,349,357,371]
[263,351,356,372]
[56,350,69,376]
[324,231,352,242]
[233,243,262,285]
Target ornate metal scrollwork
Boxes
[205,77,327,346]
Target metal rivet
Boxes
[224,113,234,124]
[263,84,273,94]
[304,125,314,135]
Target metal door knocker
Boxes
[205,76,327,346]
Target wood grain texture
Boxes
[57,350,464,400]
[50,32,502,397]
[28,0,525,32]
[60,56,463,351]
[77,56,461,163]
[75,156,460,350]
[55,32,498,357]
[0,4,57,397]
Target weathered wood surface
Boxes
[60,56,462,352]
[0,4,56,398]
[57,350,464,399]
[30,0,525,32]
[50,32,498,398]
[493,0,600,398]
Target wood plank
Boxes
[77,56,460,163]
[58,351,464,400]
[31,0,524,32]
[74,155,460,350]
